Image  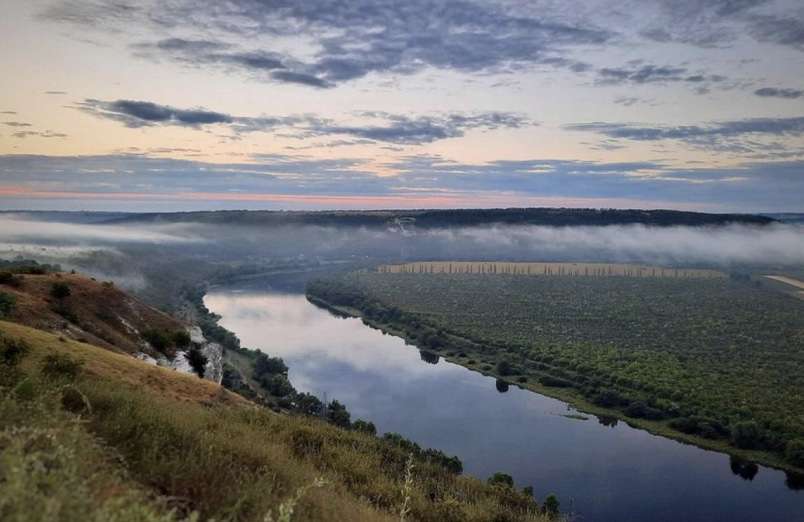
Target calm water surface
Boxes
[206,285,803,522]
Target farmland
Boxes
[379,262,725,278]
[307,268,804,472]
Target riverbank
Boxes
[306,294,804,478]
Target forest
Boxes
[307,270,804,471]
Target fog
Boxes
[1,216,803,274]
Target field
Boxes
[0,320,550,522]
[380,262,725,279]
[307,269,804,472]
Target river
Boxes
[205,283,803,522]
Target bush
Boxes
[40,353,83,380]
[352,419,377,435]
[326,400,351,428]
[254,353,288,377]
[50,282,71,299]
[539,375,572,388]
[542,494,560,517]
[0,336,28,366]
[172,330,192,349]
[487,472,514,488]
[731,421,762,449]
[495,359,514,376]
[0,291,16,317]
[0,271,23,287]
[265,374,294,397]
[786,439,804,468]
[142,329,171,353]
[184,347,208,378]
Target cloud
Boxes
[0,111,17,115]
[11,130,68,139]
[754,87,803,99]
[565,116,804,153]
[43,0,612,87]
[1,153,802,211]
[3,122,32,127]
[76,98,531,144]
[748,14,804,51]
[44,90,68,95]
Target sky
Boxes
[1,0,803,212]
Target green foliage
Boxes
[786,440,804,468]
[0,336,29,366]
[0,271,24,287]
[488,472,514,488]
[311,272,804,462]
[172,330,192,349]
[352,419,377,435]
[184,347,208,378]
[50,282,72,299]
[731,421,763,449]
[40,353,83,381]
[142,329,171,352]
[542,494,560,518]
[327,400,351,428]
[0,291,16,318]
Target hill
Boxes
[100,207,774,228]
[0,268,185,358]
[0,320,553,522]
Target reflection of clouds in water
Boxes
[205,292,458,379]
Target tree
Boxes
[295,392,323,416]
[185,347,207,378]
[731,421,762,449]
[173,330,192,349]
[50,282,71,299]
[495,359,513,376]
[327,400,351,428]
[542,494,560,517]
[487,472,514,488]
[352,419,377,435]
[254,353,288,377]
[0,292,15,318]
[786,439,804,468]
[265,374,294,397]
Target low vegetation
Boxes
[307,269,804,472]
[0,320,554,521]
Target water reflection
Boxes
[730,456,759,481]
[419,350,440,364]
[206,289,804,522]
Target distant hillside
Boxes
[100,207,774,228]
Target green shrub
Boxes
[0,336,29,366]
[731,421,763,449]
[487,472,514,488]
[0,291,16,317]
[50,282,71,299]
[40,353,83,381]
[786,439,804,468]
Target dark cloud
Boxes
[76,99,531,144]
[315,113,532,145]
[0,111,17,115]
[44,90,68,95]
[566,117,804,141]
[754,87,804,99]
[595,63,728,90]
[2,122,32,127]
[748,14,804,51]
[11,130,68,139]
[44,1,612,87]
[565,116,804,154]
[77,99,236,127]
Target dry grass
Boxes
[0,272,184,355]
[1,320,554,522]
[379,261,724,279]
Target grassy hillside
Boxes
[306,271,804,474]
[0,320,553,522]
[0,269,186,357]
